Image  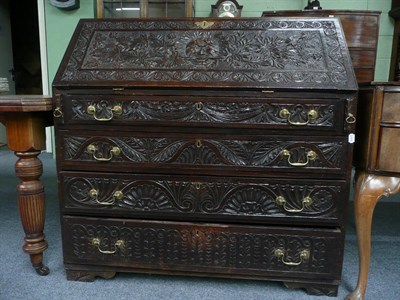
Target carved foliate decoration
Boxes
[62,135,346,170]
[66,220,340,275]
[54,19,356,90]
[63,175,342,221]
[69,98,337,129]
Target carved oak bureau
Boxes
[52,18,358,296]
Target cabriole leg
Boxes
[346,172,400,300]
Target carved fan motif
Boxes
[123,183,175,211]
[63,176,340,219]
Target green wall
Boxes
[45,0,393,88]
[45,1,95,91]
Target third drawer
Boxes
[59,172,348,226]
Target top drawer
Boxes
[381,91,400,125]
[55,94,346,133]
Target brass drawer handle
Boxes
[346,113,356,124]
[89,189,124,206]
[53,107,63,118]
[274,248,310,266]
[275,196,313,213]
[280,149,317,167]
[279,108,318,126]
[87,104,122,122]
[91,238,125,255]
[87,144,121,162]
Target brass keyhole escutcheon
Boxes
[196,140,202,148]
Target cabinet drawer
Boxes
[60,172,347,226]
[56,95,345,132]
[62,216,343,280]
[381,92,400,125]
[376,127,400,173]
[58,131,349,175]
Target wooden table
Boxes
[346,83,400,300]
[0,95,53,275]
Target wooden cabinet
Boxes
[354,83,400,173]
[261,10,381,84]
[346,83,400,300]
[52,18,357,296]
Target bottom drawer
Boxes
[62,216,343,280]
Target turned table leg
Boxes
[346,172,400,300]
[15,150,49,275]
[0,96,53,275]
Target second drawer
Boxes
[57,131,350,176]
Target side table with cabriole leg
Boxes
[0,95,53,275]
[346,83,400,300]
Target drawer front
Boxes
[57,95,344,132]
[60,172,346,225]
[381,92,400,125]
[376,127,400,173]
[58,131,349,175]
[62,216,343,279]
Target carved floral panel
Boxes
[55,19,356,89]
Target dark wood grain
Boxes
[53,18,357,296]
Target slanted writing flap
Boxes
[53,17,357,91]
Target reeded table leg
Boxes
[15,150,49,275]
[346,172,400,300]
[0,96,53,275]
